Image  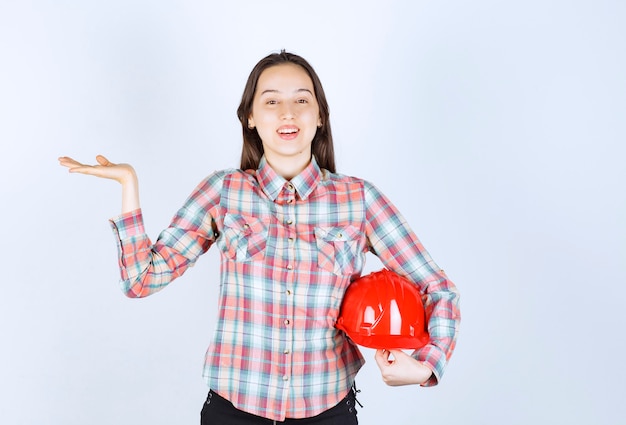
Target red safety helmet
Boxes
[335,269,430,349]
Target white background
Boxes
[1,1,625,424]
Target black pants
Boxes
[200,389,359,425]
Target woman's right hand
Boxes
[58,155,137,185]
[59,155,141,213]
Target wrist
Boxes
[118,166,137,186]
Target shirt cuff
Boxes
[109,208,145,239]
[412,344,446,387]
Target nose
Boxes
[280,103,295,119]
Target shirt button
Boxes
[283,349,290,354]
[287,199,293,204]
[286,264,293,270]
[286,183,294,191]
[286,289,292,295]
[284,319,290,326]
[286,219,293,225]
[288,237,294,243]
[282,375,289,381]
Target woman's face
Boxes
[248,63,321,173]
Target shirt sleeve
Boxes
[363,181,461,386]
[108,171,226,298]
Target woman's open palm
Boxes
[59,155,140,212]
[58,155,136,184]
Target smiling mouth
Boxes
[277,126,300,139]
[277,127,299,135]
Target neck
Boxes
[265,153,311,180]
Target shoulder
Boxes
[322,169,366,187]
[322,169,382,195]
[196,168,253,187]
[186,168,248,201]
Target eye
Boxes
[266,99,278,105]
[297,98,308,104]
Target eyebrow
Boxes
[260,88,314,96]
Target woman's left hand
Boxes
[374,349,433,386]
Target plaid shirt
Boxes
[109,156,460,421]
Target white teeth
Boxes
[278,128,298,134]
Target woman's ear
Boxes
[248,116,255,129]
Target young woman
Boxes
[59,51,460,424]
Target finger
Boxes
[66,165,99,175]
[58,156,85,169]
[387,349,405,360]
[58,156,78,165]
[96,155,112,166]
[374,349,391,369]
[375,349,390,361]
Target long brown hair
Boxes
[236,50,336,173]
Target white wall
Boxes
[1,1,625,424]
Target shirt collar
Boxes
[256,156,323,201]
